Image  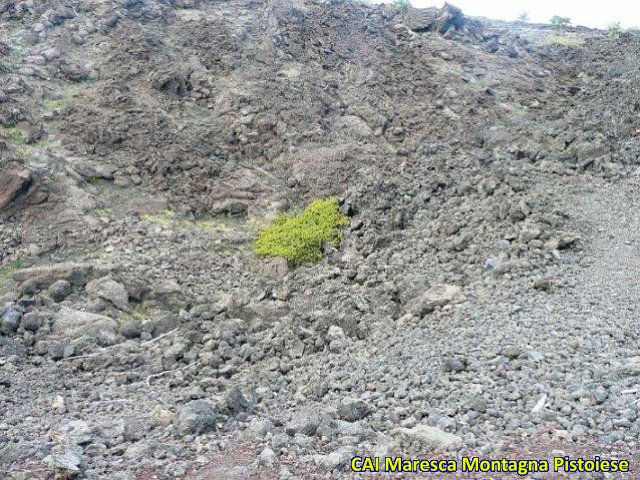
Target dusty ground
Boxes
[1,1,640,479]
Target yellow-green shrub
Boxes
[254,198,349,263]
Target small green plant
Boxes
[3,126,25,144]
[546,35,581,47]
[42,84,90,111]
[1,259,23,273]
[550,15,571,33]
[38,138,54,150]
[0,259,22,293]
[4,45,26,70]
[13,145,33,160]
[86,176,102,185]
[91,207,111,217]
[517,12,530,23]
[254,198,349,264]
[390,0,411,13]
[140,209,177,226]
[42,98,64,110]
[608,21,622,38]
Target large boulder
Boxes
[85,276,130,311]
[52,308,118,340]
[285,407,325,437]
[403,3,466,34]
[174,400,219,436]
[13,262,94,288]
[0,165,33,210]
[147,278,186,311]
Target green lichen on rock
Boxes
[254,198,348,263]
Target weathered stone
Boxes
[44,450,82,475]
[85,276,130,311]
[119,317,143,339]
[338,398,370,422]
[13,263,94,288]
[442,356,467,373]
[548,233,581,250]
[52,307,118,340]
[501,345,523,359]
[148,279,185,311]
[48,279,72,302]
[122,417,148,442]
[51,395,67,414]
[151,406,175,428]
[327,325,345,341]
[404,3,465,34]
[175,400,219,436]
[103,12,119,28]
[41,47,60,61]
[405,284,463,316]
[224,386,250,415]
[259,446,276,466]
[313,446,357,470]
[48,340,75,360]
[0,165,33,210]
[0,305,21,334]
[20,311,50,332]
[286,408,323,437]
[391,425,462,450]
[210,199,248,217]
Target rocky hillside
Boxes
[1,1,640,478]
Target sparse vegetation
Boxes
[550,15,571,33]
[38,139,54,151]
[608,22,622,39]
[86,176,103,185]
[254,198,349,264]
[91,207,111,217]
[546,16,579,47]
[13,145,33,160]
[42,98,64,110]
[140,209,177,226]
[546,35,581,47]
[42,84,90,111]
[0,259,22,293]
[390,0,411,14]
[5,136,54,164]
[4,45,27,70]
[3,126,26,144]
[517,12,530,23]
[196,219,233,232]
[141,209,235,233]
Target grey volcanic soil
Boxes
[1,1,640,479]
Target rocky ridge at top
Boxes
[1,1,640,478]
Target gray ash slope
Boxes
[1,0,640,478]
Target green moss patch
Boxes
[254,198,348,264]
